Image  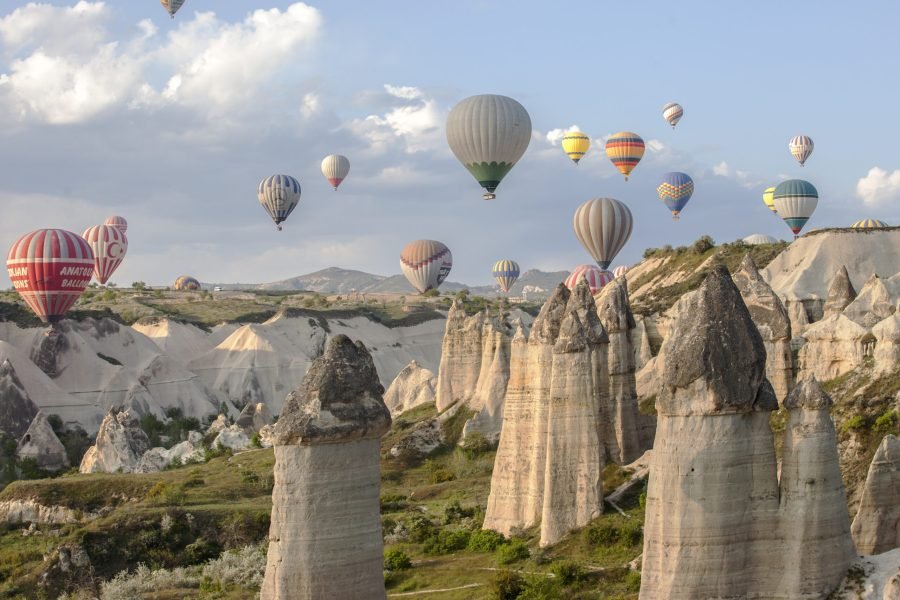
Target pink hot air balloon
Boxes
[104,215,128,233]
[613,265,629,278]
[564,264,613,295]
[82,225,128,285]
[6,229,94,324]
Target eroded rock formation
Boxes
[383,360,436,416]
[844,275,896,328]
[261,335,390,600]
[824,265,858,317]
[0,358,39,439]
[798,314,868,380]
[79,409,151,474]
[851,435,900,555]
[235,402,273,433]
[873,315,900,375]
[434,300,484,413]
[16,411,69,471]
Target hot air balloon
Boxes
[561,130,590,165]
[174,276,201,291]
[851,219,889,229]
[81,225,128,285]
[613,265,629,278]
[104,215,128,233]
[662,102,683,129]
[446,94,532,200]
[565,265,613,295]
[789,135,814,166]
[400,240,453,294]
[773,179,818,237]
[321,154,350,190]
[258,175,301,231]
[657,172,694,220]
[573,198,633,270]
[160,0,185,18]
[762,187,777,214]
[6,229,94,325]
[604,132,645,181]
[742,234,780,245]
[492,260,520,293]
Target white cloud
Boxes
[0,1,109,55]
[544,125,581,146]
[856,167,900,207]
[713,161,730,176]
[300,92,320,117]
[710,160,761,189]
[384,85,423,100]
[346,84,445,154]
[645,139,665,153]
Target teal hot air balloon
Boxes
[446,95,532,200]
[656,172,694,220]
[773,179,818,238]
[492,260,520,293]
[573,198,633,270]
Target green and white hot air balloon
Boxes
[773,179,818,238]
[446,94,532,200]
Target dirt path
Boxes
[388,582,483,597]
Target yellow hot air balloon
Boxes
[762,186,777,214]
[604,132,645,181]
[561,130,590,165]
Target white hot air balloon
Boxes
[573,198,634,270]
[321,154,350,191]
[400,240,453,294]
[613,265,629,278]
[81,225,128,285]
[788,135,814,166]
[258,175,301,231]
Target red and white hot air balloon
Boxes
[104,215,128,234]
[82,225,128,285]
[613,265,629,278]
[564,264,613,295]
[6,229,95,324]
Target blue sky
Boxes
[1,1,898,287]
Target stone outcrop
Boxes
[788,300,811,337]
[798,314,868,380]
[833,549,900,600]
[16,411,69,471]
[0,358,40,439]
[732,254,795,400]
[640,266,855,600]
[138,431,205,473]
[824,265,858,317]
[844,275,896,328]
[261,335,390,600]
[633,317,654,370]
[236,402,273,433]
[873,315,900,375]
[79,409,151,474]
[462,314,512,441]
[596,279,642,464]
[434,300,484,413]
[383,360,436,416]
[851,435,900,555]
[212,425,251,451]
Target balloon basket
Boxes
[483,193,496,200]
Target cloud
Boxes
[346,84,445,154]
[710,161,760,189]
[856,167,900,207]
[543,125,581,146]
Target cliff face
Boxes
[851,435,900,555]
[79,409,151,474]
[0,358,40,439]
[434,300,484,413]
[383,360,436,416]
[639,266,855,600]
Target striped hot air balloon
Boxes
[565,265,613,295]
[613,265,629,278]
[104,215,128,233]
[6,229,94,324]
[773,179,818,237]
[605,132,645,180]
[851,219,889,229]
[789,135,814,166]
[174,276,200,291]
[258,175,301,231]
[81,225,128,285]
[573,198,633,270]
[742,234,780,245]
[321,154,350,190]
[160,0,185,18]
[657,172,694,220]
[561,130,590,165]
[492,260,520,293]
[400,240,453,294]
[762,187,777,214]
[662,102,683,129]
[446,95,532,200]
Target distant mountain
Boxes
[256,267,386,293]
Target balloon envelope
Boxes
[400,240,453,294]
[662,102,683,128]
[657,172,694,219]
[160,0,185,18]
[565,265,613,295]
[604,132,645,180]
[6,229,94,324]
[492,260,520,293]
[773,179,818,236]
[851,219,889,229]
[789,135,814,166]
[104,215,128,233]
[321,154,350,190]
[82,225,128,285]
[742,234,780,245]
[561,131,590,164]
[573,198,633,270]
[613,265,629,278]
[762,187,777,214]
[174,276,200,291]
[446,94,531,199]
[258,175,301,230]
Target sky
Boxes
[1,1,899,288]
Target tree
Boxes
[132,281,147,291]
[423,289,439,298]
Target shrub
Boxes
[407,515,436,543]
[444,499,474,524]
[380,493,408,512]
[490,569,524,600]
[625,569,642,591]
[467,529,507,553]
[423,529,471,555]
[841,415,866,433]
[620,521,643,546]
[690,235,715,255]
[639,492,647,510]
[384,548,412,571]
[145,482,185,506]
[496,539,530,565]
[874,410,898,434]
[250,432,263,448]
[460,433,493,459]
[584,523,619,547]
[550,560,585,586]
[425,459,455,484]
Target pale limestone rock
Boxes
[434,300,483,412]
[633,316,654,370]
[844,275,897,328]
[833,549,900,600]
[138,431,205,473]
[258,424,275,448]
[825,265,858,317]
[235,402,273,433]
[213,424,251,451]
[383,360,436,416]
[732,253,795,400]
[0,499,93,524]
[778,377,857,597]
[798,314,869,380]
[261,335,390,600]
[789,300,811,337]
[16,411,69,471]
[852,435,900,555]
[462,314,512,442]
[389,419,442,459]
[596,279,641,464]
[207,414,229,434]
[0,358,40,440]
[79,409,150,474]
[873,315,900,375]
